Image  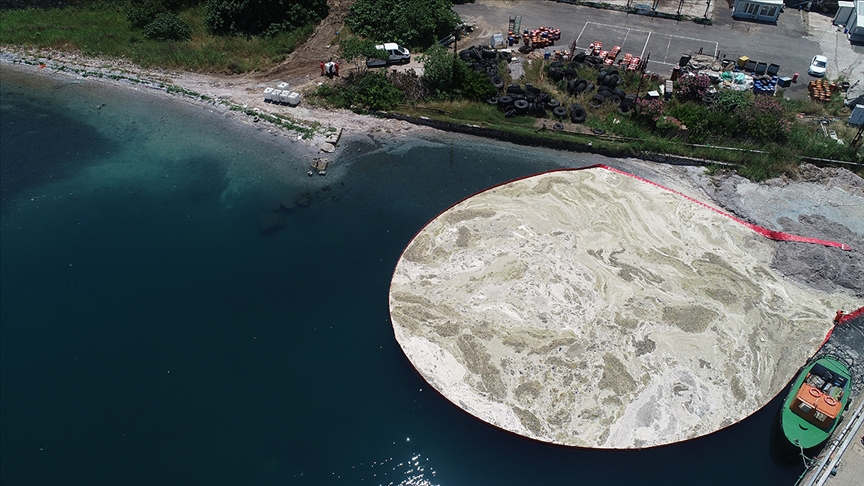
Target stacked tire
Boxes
[619,94,638,113]
[566,79,590,96]
[702,91,719,107]
[597,69,621,89]
[494,83,561,119]
[548,61,566,82]
[458,45,512,90]
[569,103,586,123]
[497,95,516,118]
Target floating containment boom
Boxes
[389,166,858,449]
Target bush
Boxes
[125,2,166,29]
[634,97,664,123]
[339,37,383,73]
[676,74,710,101]
[143,13,193,41]
[318,72,405,111]
[421,44,460,97]
[205,0,328,37]
[346,0,459,48]
[421,44,494,101]
[457,70,496,101]
[713,89,748,114]
[388,70,429,103]
[737,96,792,143]
[125,0,204,28]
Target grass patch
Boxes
[0,2,312,72]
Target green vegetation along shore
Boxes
[0,1,321,73]
[3,0,861,180]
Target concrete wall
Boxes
[850,3,864,36]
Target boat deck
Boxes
[795,311,864,486]
[796,397,864,486]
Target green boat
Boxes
[780,354,853,450]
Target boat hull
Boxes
[780,355,852,450]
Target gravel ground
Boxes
[699,165,864,298]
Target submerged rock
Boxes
[258,212,282,232]
[280,197,296,212]
[295,192,312,208]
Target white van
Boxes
[367,43,411,67]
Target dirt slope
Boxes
[263,0,357,87]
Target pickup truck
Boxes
[366,43,411,68]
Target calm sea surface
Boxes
[0,68,804,485]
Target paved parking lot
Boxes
[573,21,719,68]
[456,1,864,99]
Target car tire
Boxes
[589,94,605,108]
[506,84,523,95]
[575,79,589,93]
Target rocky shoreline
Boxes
[3,46,862,299]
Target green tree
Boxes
[346,0,460,48]
[125,0,206,29]
[143,12,193,41]
[420,44,459,96]
[421,44,493,101]
[339,37,385,73]
[205,0,328,37]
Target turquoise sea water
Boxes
[0,68,804,485]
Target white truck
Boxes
[366,43,411,68]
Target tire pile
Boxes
[702,91,720,107]
[459,45,512,90]
[548,55,639,122]
[487,83,566,120]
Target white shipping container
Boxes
[271,90,282,103]
[286,92,301,107]
[849,104,864,126]
[264,87,274,101]
[491,33,505,49]
[834,1,855,26]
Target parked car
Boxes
[366,43,411,68]
[808,55,828,77]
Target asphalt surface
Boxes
[455,1,860,100]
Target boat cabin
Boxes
[791,363,847,430]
